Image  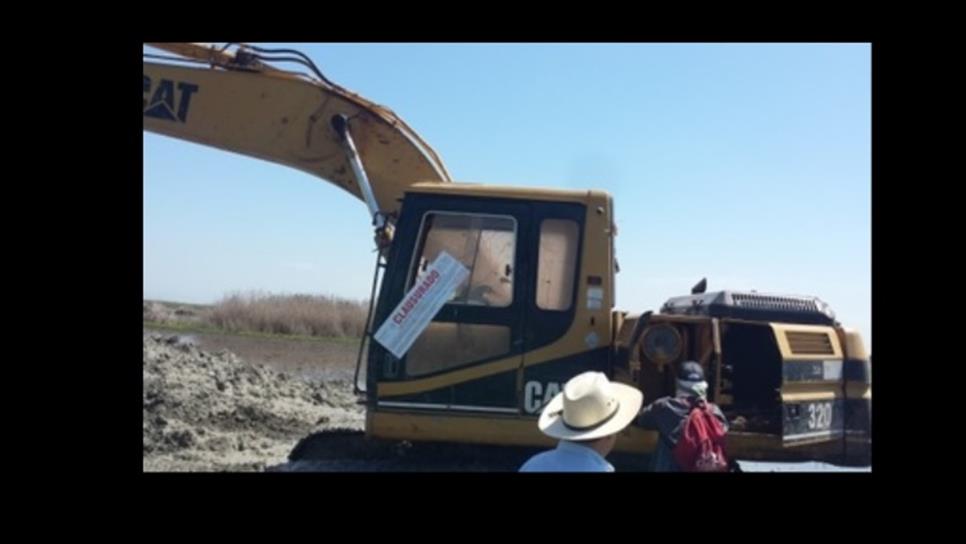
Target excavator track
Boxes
[270,428,653,472]
[272,428,535,472]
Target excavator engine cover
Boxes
[660,291,836,326]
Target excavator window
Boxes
[401,211,519,377]
[410,212,516,308]
[406,322,512,377]
[536,219,579,311]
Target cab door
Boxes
[370,193,530,414]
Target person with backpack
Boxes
[637,361,732,472]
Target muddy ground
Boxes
[147,327,360,378]
[142,328,548,472]
[142,330,367,471]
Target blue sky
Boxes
[143,43,870,345]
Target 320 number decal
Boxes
[807,402,833,430]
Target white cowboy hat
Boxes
[538,371,643,441]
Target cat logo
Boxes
[524,380,563,414]
[143,76,199,123]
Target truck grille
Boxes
[785,331,835,355]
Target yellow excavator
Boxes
[143,43,871,466]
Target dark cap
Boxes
[677,361,705,382]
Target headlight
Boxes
[641,323,682,365]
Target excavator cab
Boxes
[363,185,617,448]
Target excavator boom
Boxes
[143,43,451,220]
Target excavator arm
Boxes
[143,43,452,225]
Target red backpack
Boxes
[672,400,729,472]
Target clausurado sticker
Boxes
[373,251,469,359]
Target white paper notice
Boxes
[373,251,470,359]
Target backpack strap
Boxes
[686,396,708,413]
[667,398,702,449]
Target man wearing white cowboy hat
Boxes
[519,371,643,472]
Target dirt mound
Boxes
[142,333,363,471]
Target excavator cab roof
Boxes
[406,182,612,205]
